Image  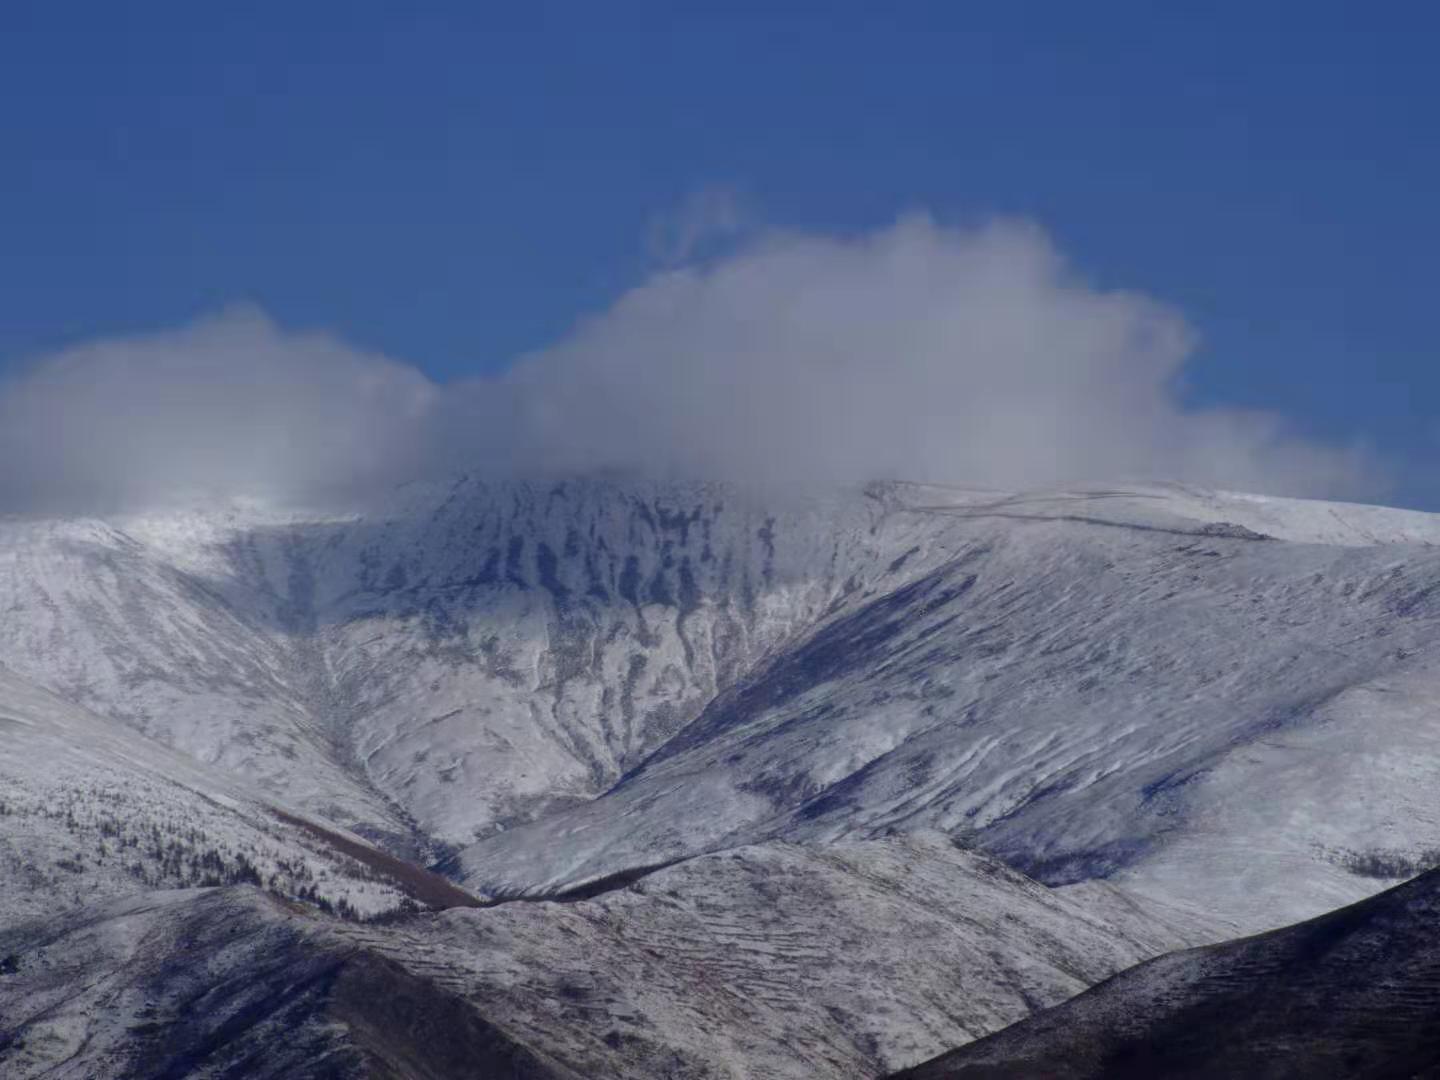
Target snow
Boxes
[4,475,1440,1074]
[0,835,1220,1079]
[0,494,1438,941]
[6,478,1440,930]
[0,666,426,925]
[440,481,1440,932]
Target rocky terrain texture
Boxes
[0,834,1216,1079]
[4,476,1440,1076]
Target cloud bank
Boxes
[0,216,1381,512]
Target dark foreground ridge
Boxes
[890,864,1440,1079]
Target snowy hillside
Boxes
[0,665,473,924]
[450,482,1440,931]
[5,477,1440,933]
[5,475,1440,1077]
[0,513,411,847]
[0,479,954,856]
[0,833,1217,1080]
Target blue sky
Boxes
[2,2,1437,504]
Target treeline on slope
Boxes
[0,784,445,921]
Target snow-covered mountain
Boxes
[4,475,1440,1076]
[433,481,1440,931]
[0,479,948,856]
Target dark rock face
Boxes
[891,866,1440,1080]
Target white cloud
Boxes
[493,214,1379,498]
[0,306,437,512]
[0,216,1383,513]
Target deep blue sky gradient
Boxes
[3,2,1436,500]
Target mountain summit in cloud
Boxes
[0,217,1381,515]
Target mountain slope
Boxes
[7,478,1440,934]
[0,513,412,847]
[0,834,1217,1080]
[454,483,1440,931]
[0,665,472,925]
[891,863,1440,1079]
[0,480,954,855]
[7,477,1440,1076]
[0,888,578,1080]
